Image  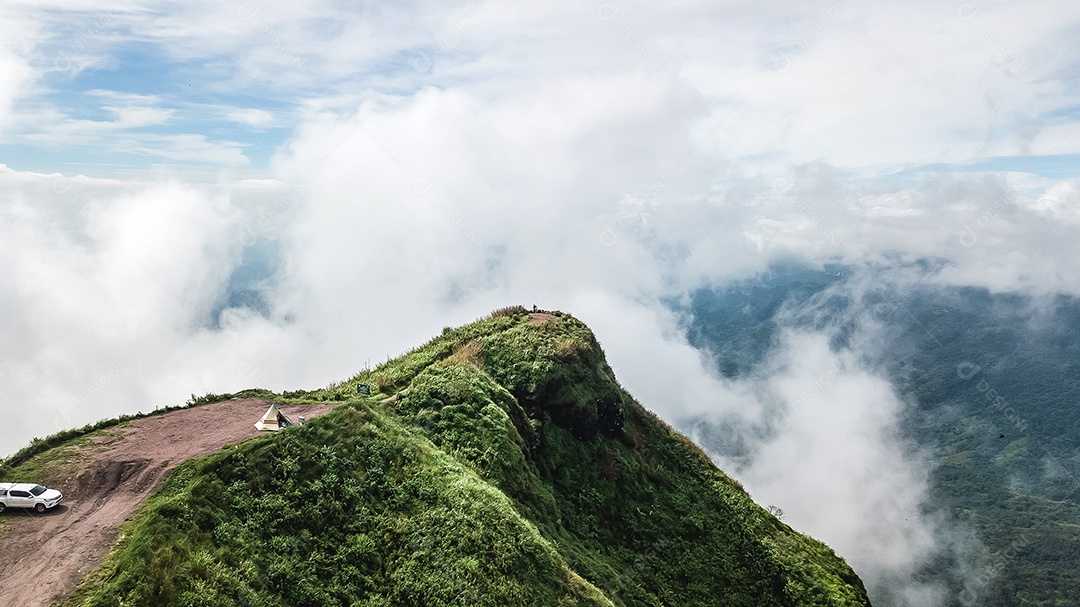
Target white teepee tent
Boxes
[254,404,294,431]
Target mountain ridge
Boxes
[3,306,872,606]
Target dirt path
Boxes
[527,312,557,325]
[0,398,334,607]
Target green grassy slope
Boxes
[60,307,869,606]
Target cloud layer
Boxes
[695,327,959,606]
[4,1,1080,172]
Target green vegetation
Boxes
[0,389,283,479]
[1,416,139,480]
[51,306,868,606]
[894,293,1080,607]
[685,264,1080,606]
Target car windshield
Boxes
[30,485,46,496]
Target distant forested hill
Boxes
[678,263,1080,607]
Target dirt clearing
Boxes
[527,312,558,325]
[0,398,334,607]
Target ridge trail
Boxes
[0,398,334,607]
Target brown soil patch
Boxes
[0,398,334,607]
[527,312,558,325]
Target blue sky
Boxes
[2,1,1078,180]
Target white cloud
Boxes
[85,91,174,128]
[5,89,256,166]
[0,54,33,133]
[9,1,1080,170]
[568,291,764,424]
[1030,178,1080,222]
[106,105,174,127]
[0,168,246,447]
[134,134,250,165]
[0,11,38,135]
[704,330,949,606]
[224,108,274,127]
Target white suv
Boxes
[0,482,64,513]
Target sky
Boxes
[2,1,1080,605]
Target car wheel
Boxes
[0,503,5,513]
[35,503,46,513]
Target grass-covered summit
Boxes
[69,306,871,606]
